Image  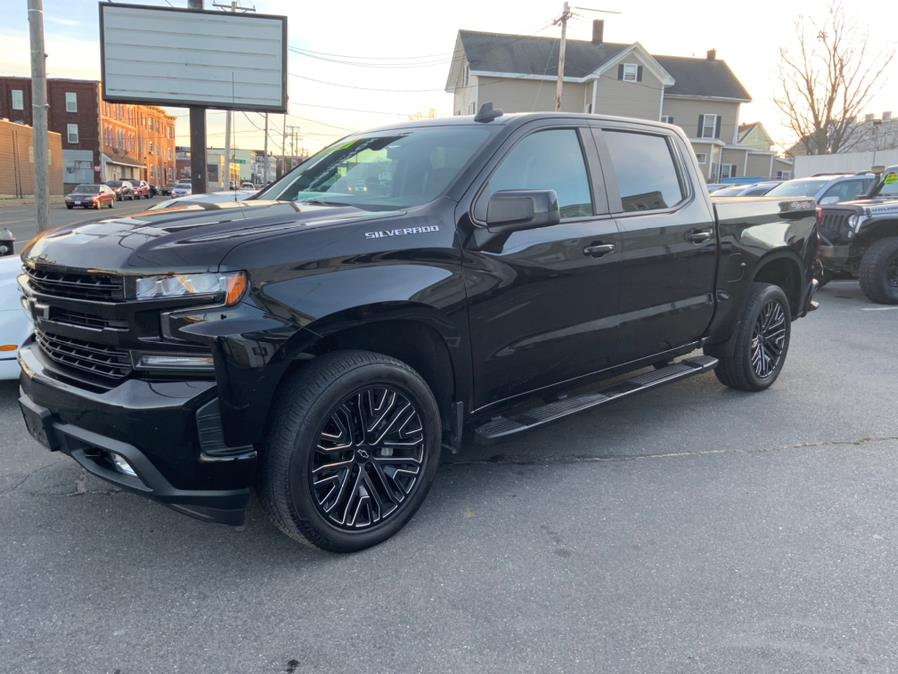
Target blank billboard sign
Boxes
[99,3,287,112]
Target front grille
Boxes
[35,329,132,380]
[48,308,129,331]
[26,266,125,302]
[820,212,851,243]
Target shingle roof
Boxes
[456,30,750,101]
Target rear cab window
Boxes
[599,129,686,212]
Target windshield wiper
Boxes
[296,198,355,208]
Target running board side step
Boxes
[473,355,718,443]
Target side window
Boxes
[841,180,866,200]
[481,129,594,220]
[602,130,685,212]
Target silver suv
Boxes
[764,173,876,204]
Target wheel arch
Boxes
[750,250,805,318]
[856,220,898,247]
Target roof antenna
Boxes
[474,102,503,123]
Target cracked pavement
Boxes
[1,280,897,673]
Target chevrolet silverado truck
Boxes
[819,165,898,303]
[17,110,820,552]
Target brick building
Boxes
[0,118,63,196]
[0,77,176,190]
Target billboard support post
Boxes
[187,0,206,194]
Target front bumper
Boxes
[17,340,255,525]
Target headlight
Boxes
[847,214,858,228]
[134,271,247,305]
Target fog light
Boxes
[134,354,214,370]
[111,453,137,478]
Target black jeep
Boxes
[819,165,898,303]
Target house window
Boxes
[463,64,470,87]
[699,114,720,139]
[661,115,674,124]
[149,141,154,154]
[167,148,173,161]
[469,102,475,114]
[695,153,708,164]
[620,63,641,82]
[776,170,793,180]
[719,164,736,179]
[11,89,24,110]
[65,92,77,113]
[66,123,79,144]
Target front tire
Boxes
[710,282,791,392]
[258,350,442,552]
[859,237,898,304]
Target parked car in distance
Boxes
[148,190,258,210]
[0,254,30,381]
[65,184,116,209]
[17,111,820,552]
[170,181,193,198]
[818,164,898,303]
[161,183,176,196]
[710,181,782,197]
[132,180,151,199]
[764,173,876,204]
[105,180,135,201]
[240,181,256,190]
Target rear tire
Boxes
[709,282,791,392]
[258,350,442,553]
[858,237,898,304]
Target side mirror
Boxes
[485,189,561,231]
[818,195,839,205]
[473,189,561,251]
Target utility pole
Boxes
[553,2,571,112]
[262,112,269,184]
[27,0,49,231]
[188,0,207,194]
[286,124,301,168]
[280,114,286,177]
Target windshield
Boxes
[73,184,99,194]
[107,181,123,188]
[259,126,495,210]
[765,179,831,198]
[873,171,898,197]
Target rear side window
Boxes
[482,129,594,219]
[602,130,685,212]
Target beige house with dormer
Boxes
[445,22,792,182]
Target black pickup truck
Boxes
[819,165,898,303]
[17,111,819,552]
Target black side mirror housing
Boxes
[474,190,561,250]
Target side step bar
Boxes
[473,355,718,443]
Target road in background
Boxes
[0,196,168,247]
[1,280,897,672]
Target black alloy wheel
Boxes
[259,350,441,552]
[310,385,425,530]
[750,299,787,379]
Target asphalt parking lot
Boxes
[1,280,896,673]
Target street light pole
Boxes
[27,0,50,231]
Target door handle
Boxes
[687,228,713,243]
[583,243,616,257]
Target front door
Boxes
[463,124,622,410]
[592,125,717,362]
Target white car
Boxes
[0,255,30,380]
[148,190,258,210]
[170,182,193,198]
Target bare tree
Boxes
[777,3,893,155]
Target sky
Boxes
[1,0,895,155]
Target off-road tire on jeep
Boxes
[710,282,791,392]
[258,350,442,552]
[858,237,898,304]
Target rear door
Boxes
[592,123,718,361]
[463,122,622,409]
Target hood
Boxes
[20,200,404,274]
[825,195,898,217]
